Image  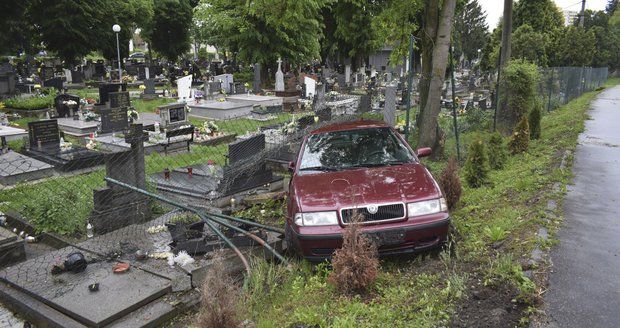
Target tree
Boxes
[453,0,489,62]
[511,24,548,66]
[195,0,328,68]
[29,0,107,64]
[513,0,563,33]
[144,0,193,61]
[372,0,423,66]
[416,0,457,158]
[0,0,37,55]
[548,26,596,67]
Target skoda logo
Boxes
[367,205,378,214]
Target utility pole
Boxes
[579,0,586,27]
[500,0,513,68]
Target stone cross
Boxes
[275,58,284,91]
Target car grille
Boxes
[341,203,406,224]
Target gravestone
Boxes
[144,78,156,94]
[71,70,84,84]
[0,73,16,96]
[54,94,80,118]
[109,91,131,108]
[359,94,371,113]
[345,65,351,84]
[44,77,63,91]
[158,103,188,128]
[98,83,127,104]
[313,83,326,112]
[40,66,54,81]
[94,62,105,78]
[337,74,346,89]
[275,58,284,92]
[176,75,193,100]
[304,76,316,98]
[253,63,261,92]
[28,120,60,149]
[234,82,245,94]
[384,84,397,127]
[83,64,94,80]
[100,107,129,134]
[63,69,72,83]
[213,74,233,93]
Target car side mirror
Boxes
[416,147,432,158]
[288,161,296,173]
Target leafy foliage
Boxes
[464,139,489,188]
[498,59,539,135]
[548,26,596,67]
[513,0,563,33]
[143,0,192,61]
[511,24,549,66]
[508,116,530,154]
[488,132,507,170]
[372,0,422,65]
[3,94,55,110]
[439,157,462,210]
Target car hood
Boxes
[293,163,440,211]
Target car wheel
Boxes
[284,222,300,258]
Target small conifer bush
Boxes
[508,116,530,154]
[488,132,508,170]
[439,157,462,210]
[529,102,542,140]
[464,140,489,188]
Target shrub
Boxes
[438,157,462,210]
[529,101,542,140]
[328,212,379,295]
[195,254,241,328]
[508,116,530,154]
[488,132,507,170]
[498,59,540,135]
[3,95,54,110]
[464,140,489,188]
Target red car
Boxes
[285,119,450,261]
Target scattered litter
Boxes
[135,249,148,260]
[113,262,130,274]
[88,283,99,292]
[150,252,172,259]
[147,225,167,234]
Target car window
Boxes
[298,127,415,171]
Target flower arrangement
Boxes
[0,102,4,110]
[244,82,250,89]
[85,98,96,104]
[281,117,297,135]
[63,100,78,107]
[84,111,98,122]
[139,85,146,91]
[395,118,410,134]
[85,139,98,150]
[200,121,219,135]
[127,109,139,121]
[59,138,72,152]
[217,97,226,102]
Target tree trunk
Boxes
[500,0,513,68]
[416,1,439,131]
[417,0,457,159]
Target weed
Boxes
[195,254,241,328]
[439,157,462,210]
[484,226,508,243]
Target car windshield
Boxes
[298,127,415,171]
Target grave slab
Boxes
[188,100,255,120]
[56,118,98,137]
[0,151,54,185]
[226,94,283,107]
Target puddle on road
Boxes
[583,135,619,148]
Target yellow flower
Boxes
[34,84,41,89]
[0,102,4,109]
[139,85,146,90]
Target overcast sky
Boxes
[480,0,609,30]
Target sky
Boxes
[479,0,609,30]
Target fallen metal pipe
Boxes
[205,211,285,234]
[105,177,251,275]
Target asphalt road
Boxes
[545,85,620,327]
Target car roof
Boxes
[309,119,389,135]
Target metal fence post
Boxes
[449,45,460,161]
[404,34,415,142]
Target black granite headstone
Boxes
[100,107,129,134]
[253,63,261,92]
[98,83,127,104]
[228,134,265,165]
[28,120,60,149]
[359,94,371,113]
[109,91,130,108]
[54,94,80,118]
[71,70,84,84]
[144,79,156,94]
[44,77,63,91]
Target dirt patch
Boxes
[451,278,527,328]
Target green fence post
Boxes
[449,45,460,161]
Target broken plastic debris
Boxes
[113,262,130,274]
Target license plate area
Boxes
[366,229,406,246]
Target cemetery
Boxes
[0,0,619,326]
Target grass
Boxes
[233,80,619,327]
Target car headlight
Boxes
[407,198,447,217]
[294,211,339,226]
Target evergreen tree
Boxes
[143,0,193,61]
[453,0,489,62]
[488,132,507,170]
[464,140,489,188]
[529,101,542,140]
[511,24,549,66]
[513,0,563,33]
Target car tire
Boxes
[284,222,300,258]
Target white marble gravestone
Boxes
[304,76,316,98]
[275,58,284,92]
[63,69,72,83]
[345,65,351,84]
[384,84,397,127]
[176,75,193,101]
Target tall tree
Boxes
[143,0,193,61]
[513,0,563,32]
[195,0,328,68]
[453,0,488,62]
[548,26,596,67]
[0,0,37,55]
[416,0,458,158]
[372,0,422,66]
[511,24,548,66]
[29,0,107,64]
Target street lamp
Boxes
[112,24,122,81]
